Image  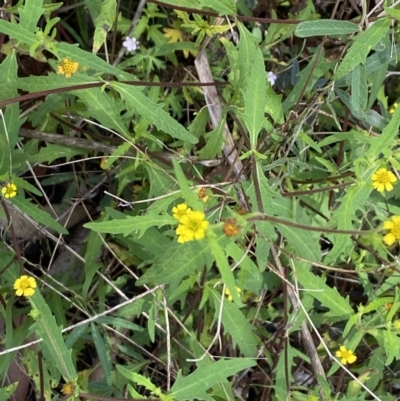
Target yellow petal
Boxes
[384,233,396,245]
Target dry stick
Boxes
[194,36,248,211]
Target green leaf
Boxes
[29,290,77,381]
[351,63,368,111]
[84,214,177,237]
[56,42,131,79]
[73,87,130,139]
[237,22,258,90]
[333,17,390,80]
[19,0,43,31]
[0,19,37,46]
[196,117,225,160]
[294,262,354,318]
[10,196,69,235]
[382,330,400,365]
[111,82,198,144]
[324,183,372,265]
[369,95,400,157]
[90,323,112,385]
[210,289,258,357]
[277,222,321,263]
[283,50,333,112]
[17,73,100,93]
[295,20,359,37]
[208,235,242,305]
[136,241,212,291]
[242,47,267,148]
[168,358,256,401]
[199,0,236,15]
[172,158,203,210]
[92,0,116,53]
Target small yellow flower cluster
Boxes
[371,168,397,193]
[1,182,17,198]
[336,345,357,365]
[57,58,79,78]
[172,203,209,243]
[390,102,398,114]
[61,382,75,396]
[14,275,37,297]
[225,286,241,302]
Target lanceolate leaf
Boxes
[210,289,258,357]
[333,17,390,80]
[295,262,353,318]
[169,358,256,401]
[242,47,267,148]
[111,82,198,144]
[351,63,367,111]
[84,214,177,237]
[29,291,76,382]
[295,20,359,38]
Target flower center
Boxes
[19,279,30,290]
[376,171,391,184]
[188,221,201,232]
[62,60,76,74]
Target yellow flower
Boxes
[61,382,75,396]
[383,216,400,246]
[390,102,398,114]
[57,58,79,78]
[1,182,17,198]
[14,275,37,297]
[172,203,192,220]
[335,345,357,365]
[225,286,241,302]
[176,210,209,243]
[371,168,397,192]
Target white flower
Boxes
[122,37,139,52]
[267,71,277,86]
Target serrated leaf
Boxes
[210,289,258,357]
[295,262,353,317]
[242,47,266,148]
[19,0,43,31]
[324,184,372,265]
[56,42,130,78]
[351,63,367,111]
[111,82,198,144]
[295,20,359,38]
[199,0,236,15]
[73,87,130,139]
[93,0,116,53]
[369,95,400,157]
[10,196,69,235]
[237,22,258,90]
[29,290,76,381]
[382,330,400,365]
[168,358,256,401]
[84,214,176,237]
[277,223,321,263]
[136,241,211,290]
[17,74,100,93]
[0,19,37,45]
[333,17,390,80]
